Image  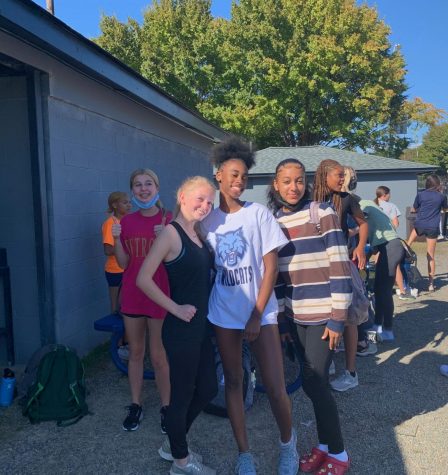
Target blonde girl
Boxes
[112,169,171,432]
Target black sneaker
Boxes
[160,406,168,434]
[122,403,143,431]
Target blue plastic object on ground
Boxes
[0,368,16,407]
[94,314,154,380]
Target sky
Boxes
[33,0,447,143]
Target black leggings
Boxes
[288,320,344,454]
[162,336,217,459]
[374,239,405,330]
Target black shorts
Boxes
[122,313,153,319]
[105,271,123,287]
[415,227,439,239]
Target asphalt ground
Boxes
[1,241,448,474]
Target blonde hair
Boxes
[342,166,357,193]
[129,168,164,209]
[174,176,216,218]
[107,191,128,213]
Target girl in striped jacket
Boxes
[268,158,352,475]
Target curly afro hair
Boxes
[210,136,256,170]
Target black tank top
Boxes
[162,221,213,343]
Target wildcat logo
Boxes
[216,227,247,267]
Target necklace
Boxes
[176,219,199,239]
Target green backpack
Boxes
[22,345,89,426]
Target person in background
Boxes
[438,182,447,240]
[374,186,414,301]
[359,199,405,341]
[112,169,171,432]
[407,174,447,292]
[313,161,368,392]
[102,191,132,359]
[340,168,378,359]
[137,176,218,475]
[102,192,131,313]
[201,137,299,475]
[270,158,352,475]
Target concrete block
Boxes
[65,190,91,214]
[64,142,92,168]
[99,170,119,191]
[52,214,82,240]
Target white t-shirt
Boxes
[378,200,401,220]
[201,202,288,329]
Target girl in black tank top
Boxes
[136,177,217,474]
[162,221,213,344]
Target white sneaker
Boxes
[330,370,358,392]
[440,365,448,377]
[372,325,383,342]
[372,324,382,334]
[159,437,203,463]
[329,360,336,376]
[398,290,416,301]
[381,330,395,341]
[278,428,299,475]
[235,452,256,475]
[170,455,216,475]
[366,330,379,345]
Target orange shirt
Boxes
[102,216,123,274]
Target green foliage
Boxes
[95,15,143,72]
[415,123,448,172]
[139,0,221,108]
[203,0,409,151]
[94,0,444,156]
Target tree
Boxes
[410,123,448,173]
[95,0,218,110]
[200,0,414,151]
[96,15,143,73]
[95,0,444,156]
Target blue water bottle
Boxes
[0,368,16,407]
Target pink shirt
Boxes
[120,209,171,318]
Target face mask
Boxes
[131,192,160,210]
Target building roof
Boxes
[251,145,437,176]
[0,0,227,142]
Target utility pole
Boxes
[46,0,54,15]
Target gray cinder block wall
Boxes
[46,72,215,357]
[1,30,216,361]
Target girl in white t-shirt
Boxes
[201,137,298,475]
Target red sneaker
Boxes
[314,455,350,474]
[299,447,327,473]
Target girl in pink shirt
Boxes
[112,168,171,432]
